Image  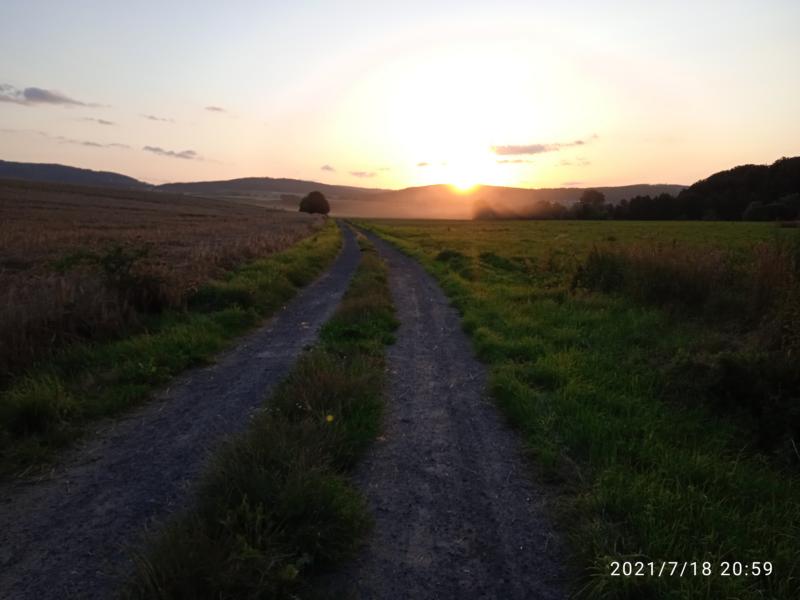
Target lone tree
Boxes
[574,189,607,219]
[299,190,330,215]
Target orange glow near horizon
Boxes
[450,181,478,194]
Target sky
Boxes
[1,0,799,189]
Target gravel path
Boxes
[0,223,360,600]
[331,230,566,599]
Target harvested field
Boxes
[0,179,322,381]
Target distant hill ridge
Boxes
[0,159,148,190]
[1,156,796,220]
[158,176,386,198]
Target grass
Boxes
[0,220,341,476]
[359,219,800,600]
[125,232,397,599]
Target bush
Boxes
[299,191,330,215]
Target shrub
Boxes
[298,191,330,215]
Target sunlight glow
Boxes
[449,180,478,194]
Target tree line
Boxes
[477,156,800,221]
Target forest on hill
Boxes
[476,157,800,221]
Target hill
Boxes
[677,156,800,219]
[0,160,148,190]
[157,177,387,198]
[0,158,693,219]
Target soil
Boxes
[327,230,567,599]
[0,224,360,600]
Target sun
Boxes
[450,179,478,193]
[448,167,480,193]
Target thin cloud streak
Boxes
[0,84,101,107]
[80,117,115,126]
[0,127,128,149]
[205,106,225,113]
[143,145,200,160]
[320,164,336,172]
[560,157,591,167]
[491,136,597,156]
[142,114,174,123]
[349,170,376,178]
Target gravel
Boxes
[327,230,567,599]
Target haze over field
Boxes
[1,0,799,193]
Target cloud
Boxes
[57,136,128,149]
[142,114,174,123]
[0,84,100,107]
[320,164,336,172]
[559,157,591,167]
[491,136,596,156]
[143,145,200,160]
[205,106,226,113]
[378,166,392,172]
[416,161,430,167]
[349,171,376,178]
[496,159,534,164]
[563,181,584,187]
[80,117,115,126]
[1,127,128,149]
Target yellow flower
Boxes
[325,414,334,423]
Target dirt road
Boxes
[330,230,566,599]
[0,224,360,600]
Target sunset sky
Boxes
[1,0,798,189]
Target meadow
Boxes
[0,180,334,474]
[361,219,800,599]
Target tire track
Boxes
[331,230,566,599]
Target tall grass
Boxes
[0,221,341,476]
[572,236,800,459]
[125,233,397,599]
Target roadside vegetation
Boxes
[362,219,800,599]
[126,233,397,599]
[0,195,338,476]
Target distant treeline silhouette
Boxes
[476,156,800,221]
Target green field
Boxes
[360,219,800,600]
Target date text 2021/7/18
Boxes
[609,561,773,577]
